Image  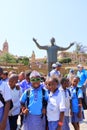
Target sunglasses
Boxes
[30,78,41,82]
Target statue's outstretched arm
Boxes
[33,38,48,50]
[57,42,75,51]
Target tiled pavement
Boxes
[17,110,87,130]
[69,110,87,130]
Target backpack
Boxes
[0,80,13,110]
[67,89,71,97]
[0,93,13,110]
[76,87,87,110]
[26,88,47,118]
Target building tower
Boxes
[3,40,9,53]
[31,51,36,62]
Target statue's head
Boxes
[50,37,55,45]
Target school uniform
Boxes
[19,79,31,93]
[8,85,22,130]
[62,89,71,130]
[77,69,87,88]
[70,86,84,122]
[20,84,48,130]
[0,80,11,130]
[47,87,66,130]
[49,69,61,77]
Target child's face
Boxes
[9,80,16,89]
[30,76,41,88]
[62,80,69,90]
[72,78,79,86]
[45,81,50,90]
[46,80,58,92]
[9,77,18,89]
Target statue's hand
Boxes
[33,38,37,43]
[70,42,75,46]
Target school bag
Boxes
[26,87,47,118]
[0,80,13,110]
[76,87,87,110]
[67,88,71,97]
[0,93,13,110]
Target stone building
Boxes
[0,40,9,55]
[58,51,87,63]
[30,51,47,63]
[30,50,87,64]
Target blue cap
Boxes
[69,69,74,73]
[56,62,62,67]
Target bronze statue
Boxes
[33,37,74,72]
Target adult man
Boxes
[77,64,87,88]
[33,37,74,72]
[67,69,76,84]
[51,63,57,70]
[49,62,62,82]
[77,64,87,107]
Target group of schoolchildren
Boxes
[0,62,86,130]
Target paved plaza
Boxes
[17,110,87,130]
[69,110,87,130]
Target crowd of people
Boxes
[0,63,87,130]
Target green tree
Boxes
[16,56,29,65]
[0,53,16,63]
[59,57,71,64]
[22,56,29,65]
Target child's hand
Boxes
[57,126,62,130]
[78,111,82,118]
[22,107,29,115]
[42,108,46,115]
[16,85,20,90]
[0,121,6,130]
[70,110,73,116]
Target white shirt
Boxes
[8,86,22,116]
[47,87,66,121]
[50,69,61,77]
[64,89,71,116]
[0,80,12,108]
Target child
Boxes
[8,74,22,130]
[20,70,48,130]
[70,77,84,130]
[46,76,66,130]
[61,77,71,130]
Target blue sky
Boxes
[0,0,87,58]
